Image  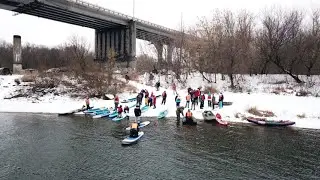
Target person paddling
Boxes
[185,109,195,124]
[129,121,139,138]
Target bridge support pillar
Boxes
[128,20,136,61]
[13,35,22,74]
[94,21,137,67]
[167,44,174,64]
[154,43,164,65]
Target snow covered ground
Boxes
[1,73,320,130]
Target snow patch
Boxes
[1,74,320,130]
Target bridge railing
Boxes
[68,0,178,34]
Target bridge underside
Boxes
[0,0,173,42]
[0,0,178,64]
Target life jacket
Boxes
[117,107,123,113]
[208,94,212,99]
[85,99,89,105]
[131,123,138,129]
[216,113,222,120]
[195,90,200,97]
[186,111,192,117]
[153,96,156,103]
[201,95,205,101]
[186,95,191,101]
[162,92,166,97]
[114,96,119,103]
[219,94,224,101]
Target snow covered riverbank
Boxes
[1,74,320,130]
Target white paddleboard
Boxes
[74,112,86,116]
[125,121,150,131]
[92,112,111,119]
[122,131,144,145]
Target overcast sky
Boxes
[0,0,319,54]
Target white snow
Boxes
[1,73,320,130]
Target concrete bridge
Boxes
[0,0,181,65]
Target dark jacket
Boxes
[162,92,167,98]
[134,107,141,117]
[176,106,184,116]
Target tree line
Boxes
[1,8,320,87]
[0,36,94,72]
[172,8,320,86]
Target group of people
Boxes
[185,88,224,110]
[176,106,196,124]
[84,84,225,136]
[130,89,160,138]
[175,87,225,125]
[136,89,158,109]
[114,95,130,118]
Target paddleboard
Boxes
[112,114,129,122]
[125,121,150,131]
[58,106,94,116]
[121,97,136,103]
[84,107,106,114]
[92,110,110,116]
[141,106,149,113]
[109,112,118,118]
[215,113,229,126]
[122,131,144,145]
[128,103,137,108]
[182,117,197,125]
[158,110,168,119]
[92,111,112,119]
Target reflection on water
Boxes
[0,113,319,180]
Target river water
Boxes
[0,113,319,180]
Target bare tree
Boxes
[257,9,304,83]
[64,35,91,74]
[0,41,13,69]
[303,10,320,76]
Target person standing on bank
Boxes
[161,91,167,105]
[134,105,142,123]
[114,95,119,110]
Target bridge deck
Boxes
[0,0,180,43]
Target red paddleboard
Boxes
[215,113,229,126]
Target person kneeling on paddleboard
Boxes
[185,109,194,124]
[130,121,139,138]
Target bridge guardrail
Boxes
[68,0,179,34]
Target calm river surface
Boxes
[0,113,319,180]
